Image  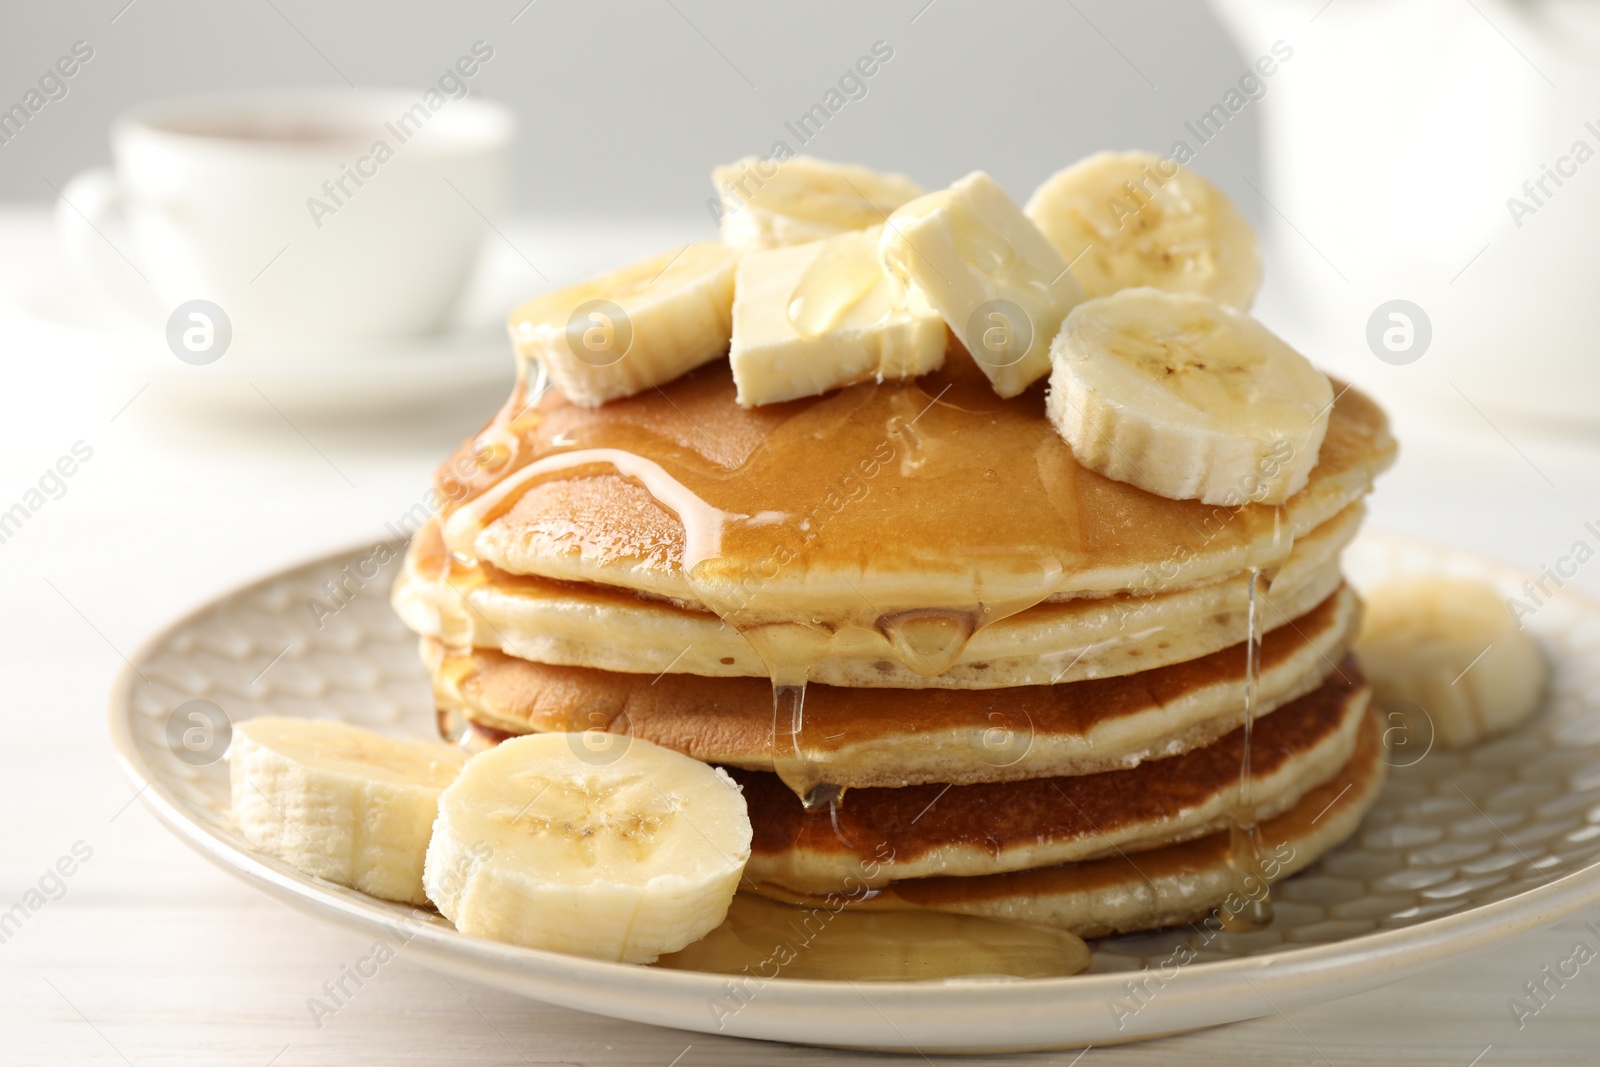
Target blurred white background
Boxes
[0,0,1265,222]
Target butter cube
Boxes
[879,171,1085,398]
[729,225,947,407]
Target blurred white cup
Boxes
[1214,0,1600,430]
[56,87,512,346]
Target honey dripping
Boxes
[656,892,1090,980]
[428,542,490,748]
[432,648,475,744]
[736,625,842,815]
[772,680,840,812]
[1222,504,1288,933]
[876,609,981,678]
[430,360,544,751]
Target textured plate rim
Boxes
[107,529,1600,1052]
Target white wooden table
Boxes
[3,207,1599,1065]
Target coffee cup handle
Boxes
[54,168,161,320]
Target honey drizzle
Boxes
[771,679,828,810]
[432,359,543,749]
[656,892,1090,980]
[1222,504,1287,933]
[432,647,474,744]
[445,447,738,570]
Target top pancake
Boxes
[439,347,1394,627]
[396,499,1358,688]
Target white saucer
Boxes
[10,208,706,420]
[16,254,515,419]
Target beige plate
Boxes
[108,530,1600,1053]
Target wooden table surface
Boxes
[3,209,1600,1065]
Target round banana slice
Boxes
[1025,150,1262,309]
[229,717,467,905]
[1047,288,1332,506]
[1357,576,1546,748]
[509,241,739,408]
[424,733,751,964]
[713,155,924,251]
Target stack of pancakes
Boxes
[393,346,1396,937]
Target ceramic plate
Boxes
[108,530,1600,1052]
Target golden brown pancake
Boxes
[395,500,1359,688]
[437,353,1394,627]
[758,707,1386,938]
[735,665,1368,892]
[430,585,1361,787]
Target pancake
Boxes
[757,706,1386,938]
[736,665,1369,893]
[437,353,1394,628]
[395,500,1360,689]
[430,584,1361,787]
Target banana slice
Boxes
[509,241,739,408]
[424,733,751,964]
[714,155,923,252]
[1048,288,1332,505]
[229,717,467,905]
[1025,150,1262,310]
[879,171,1085,398]
[1357,576,1546,748]
[729,224,948,406]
